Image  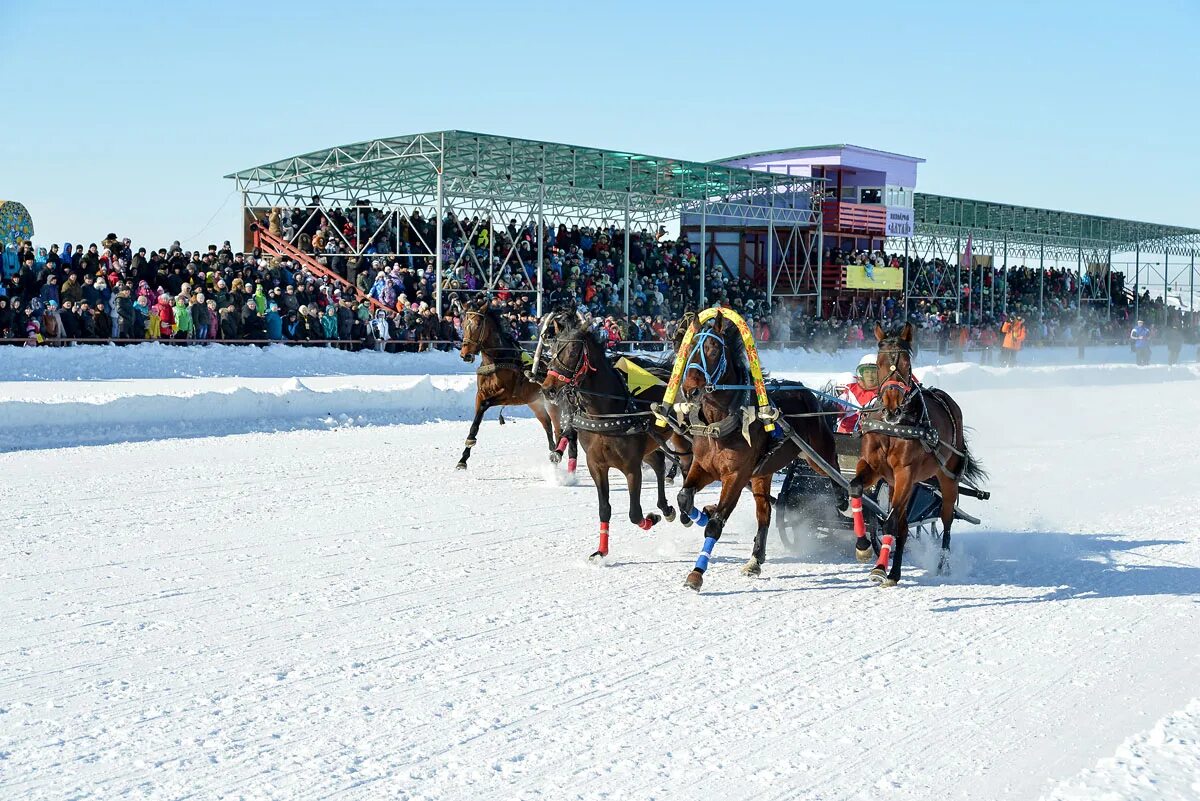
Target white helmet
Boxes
[858,354,876,368]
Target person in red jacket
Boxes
[837,354,880,434]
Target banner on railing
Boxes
[845,265,903,291]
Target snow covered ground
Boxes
[1,347,1198,800]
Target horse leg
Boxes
[685,467,751,592]
[623,461,661,532]
[873,471,913,587]
[676,460,713,529]
[566,430,579,474]
[497,409,506,425]
[649,449,676,522]
[848,459,879,562]
[741,474,773,577]
[456,396,492,470]
[529,399,559,463]
[936,472,959,575]
[589,460,612,560]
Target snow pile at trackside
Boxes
[0,344,1194,452]
[1043,697,1200,800]
[2,341,1190,381]
[0,376,478,452]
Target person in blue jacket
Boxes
[264,302,284,342]
[1130,319,1151,366]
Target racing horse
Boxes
[669,311,839,591]
[849,322,986,586]
[539,318,687,559]
[457,298,561,470]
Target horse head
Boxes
[459,298,492,362]
[539,321,597,392]
[682,311,739,401]
[875,321,915,422]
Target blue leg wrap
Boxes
[689,507,709,527]
[694,536,717,572]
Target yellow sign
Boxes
[845,265,903,291]
[658,307,774,432]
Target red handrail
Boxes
[251,224,386,311]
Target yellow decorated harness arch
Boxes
[656,307,775,433]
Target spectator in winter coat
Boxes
[219,306,240,340]
[156,294,175,338]
[1000,317,1026,367]
[241,301,266,340]
[321,307,338,341]
[173,297,194,340]
[265,303,284,341]
[132,297,149,339]
[190,295,209,339]
[206,301,219,340]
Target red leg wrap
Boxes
[875,534,894,569]
[638,517,654,530]
[850,497,865,538]
[567,458,577,472]
[598,522,609,555]
[557,437,569,452]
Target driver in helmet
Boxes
[836,354,880,434]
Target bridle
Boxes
[875,337,921,422]
[545,334,596,387]
[684,330,728,391]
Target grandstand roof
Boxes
[227,130,820,217]
[718,143,926,164]
[913,193,1200,256]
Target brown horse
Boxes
[848,323,986,586]
[539,318,687,560]
[457,299,561,470]
[673,312,839,591]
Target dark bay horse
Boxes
[457,299,560,470]
[849,322,986,586]
[539,319,687,560]
[672,311,839,591]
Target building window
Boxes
[860,188,882,204]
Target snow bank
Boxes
[1043,697,1200,801]
[3,341,1192,381]
[0,376,481,452]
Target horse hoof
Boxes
[662,507,676,523]
[937,550,951,575]
[589,550,608,562]
[855,547,874,563]
[869,567,886,584]
[455,461,468,471]
[680,514,693,528]
[741,559,761,577]
[879,577,899,588]
[684,570,704,592]
[549,451,562,464]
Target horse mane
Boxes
[480,304,519,350]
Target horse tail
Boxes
[958,433,988,486]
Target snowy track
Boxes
[2,369,1199,799]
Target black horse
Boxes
[539,319,689,559]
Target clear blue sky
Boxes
[2,0,1197,250]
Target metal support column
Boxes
[1077,240,1083,318]
[1038,240,1045,318]
[699,200,707,307]
[1191,250,1196,318]
[535,183,544,318]
[1001,235,1008,316]
[1107,245,1113,319]
[989,242,995,320]
[816,225,825,319]
[1163,251,1169,326]
[623,194,631,315]
[434,144,444,318]
[902,237,909,317]
[1134,244,1140,320]
[955,234,962,323]
[766,216,775,310]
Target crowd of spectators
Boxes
[2,222,1194,363]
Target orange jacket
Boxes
[1001,320,1026,350]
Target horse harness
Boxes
[859,378,972,482]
